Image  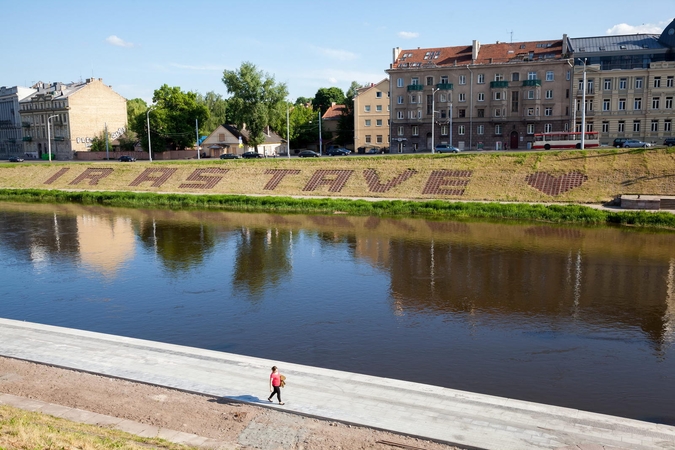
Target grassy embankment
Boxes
[0,404,195,450]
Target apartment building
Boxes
[0,86,35,158]
[386,37,572,152]
[19,78,126,159]
[568,18,675,144]
[353,79,390,151]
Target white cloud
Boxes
[312,46,358,61]
[170,63,222,71]
[328,77,338,84]
[398,31,419,39]
[606,21,667,35]
[105,35,134,48]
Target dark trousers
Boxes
[269,385,281,402]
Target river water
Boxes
[0,201,673,424]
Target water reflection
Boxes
[0,201,674,423]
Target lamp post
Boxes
[449,103,453,148]
[579,58,587,150]
[318,110,323,156]
[286,104,291,159]
[47,115,58,162]
[146,107,154,162]
[431,88,439,153]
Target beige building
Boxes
[19,78,127,160]
[568,20,675,145]
[386,37,572,152]
[353,79,390,151]
[201,124,284,157]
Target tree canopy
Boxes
[313,87,345,115]
[222,62,288,150]
[126,98,147,134]
[195,91,228,134]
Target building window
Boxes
[440,125,448,136]
[527,124,535,134]
[586,122,594,132]
[602,121,609,133]
[459,93,466,102]
[495,124,502,135]
[477,74,485,84]
[376,91,382,98]
[665,119,672,132]
[377,135,383,143]
[364,105,371,112]
[544,107,552,116]
[458,125,465,135]
[440,75,448,84]
[651,120,659,132]
[619,78,627,90]
[635,77,643,89]
[666,97,673,109]
[512,72,520,82]
[546,71,554,81]
[511,91,519,112]
[412,143,418,151]
[397,95,404,104]
[376,119,382,127]
[477,109,484,117]
[527,107,534,116]
[667,76,674,88]
[426,76,434,86]
[459,75,466,85]
[398,126,404,135]
[365,119,371,126]
[618,121,625,133]
[411,77,419,85]
[603,99,610,111]
[634,98,642,110]
[494,91,502,101]
[566,70,570,81]
[494,73,504,81]
[365,135,371,143]
[477,124,484,135]
[528,72,537,80]
[412,125,419,136]
[654,77,661,88]
[527,90,535,99]
[397,111,404,119]
[652,97,660,109]
[397,78,404,87]
[494,108,501,117]
[410,94,418,104]
[618,99,626,110]
[376,105,382,112]
[440,109,447,119]
[545,90,553,99]
[633,120,640,132]
[604,78,611,90]
[439,93,447,102]
[544,123,553,132]
[418,110,422,119]
[458,109,466,118]
[477,93,485,101]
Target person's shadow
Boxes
[208,395,265,404]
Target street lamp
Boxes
[431,88,440,153]
[47,115,58,162]
[318,110,323,156]
[579,58,587,150]
[146,106,155,162]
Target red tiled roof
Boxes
[322,104,346,120]
[393,39,563,68]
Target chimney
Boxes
[472,40,480,61]
[562,34,568,55]
[393,47,401,63]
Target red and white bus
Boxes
[532,131,600,150]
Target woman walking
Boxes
[267,366,284,405]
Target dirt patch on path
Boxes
[0,356,459,450]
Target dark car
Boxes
[8,156,24,162]
[434,144,460,153]
[241,151,263,159]
[326,147,351,156]
[118,156,136,162]
[622,139,652,148]
[220,153,241,159]
[298,150,320,158]
[663,137,675,146]
[612,138,628,148]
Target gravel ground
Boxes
[0,356,459,450]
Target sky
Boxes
[1,1,672,104]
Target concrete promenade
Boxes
[0,318,673,450]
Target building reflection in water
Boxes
[77,215,135,278]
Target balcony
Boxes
[22,122,31,127]
[407,84,424,91]
[490,81,509,88]
[522,79,542,87]
[576,88,595,96]
[54,137,65,141]
[22,136,32,141]
[436,83,453,90]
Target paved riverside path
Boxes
[0,318,673,450]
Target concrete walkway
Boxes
[0,318,673,450]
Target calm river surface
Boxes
[0,201,674,424]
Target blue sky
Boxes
[2,1,672,103]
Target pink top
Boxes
[270,372,281,387]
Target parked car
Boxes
[612,138,628,148]
[663,137,675,146]
[622,139,652,148]
[298,150,320,158]
[434,144,461,153]
[241,151,263,159]
[220,153,241,159]
[118,155,136,162]
[326,147,351,156]
[8,156,24,162]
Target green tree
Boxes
[313,87,345,115]
[132,85,209,152]
[295,96,312,106]
[195,91,228,134]
[222,62,288,151]
[89,132,107,152]
[335,81,363,147]
[126,98,147,134]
